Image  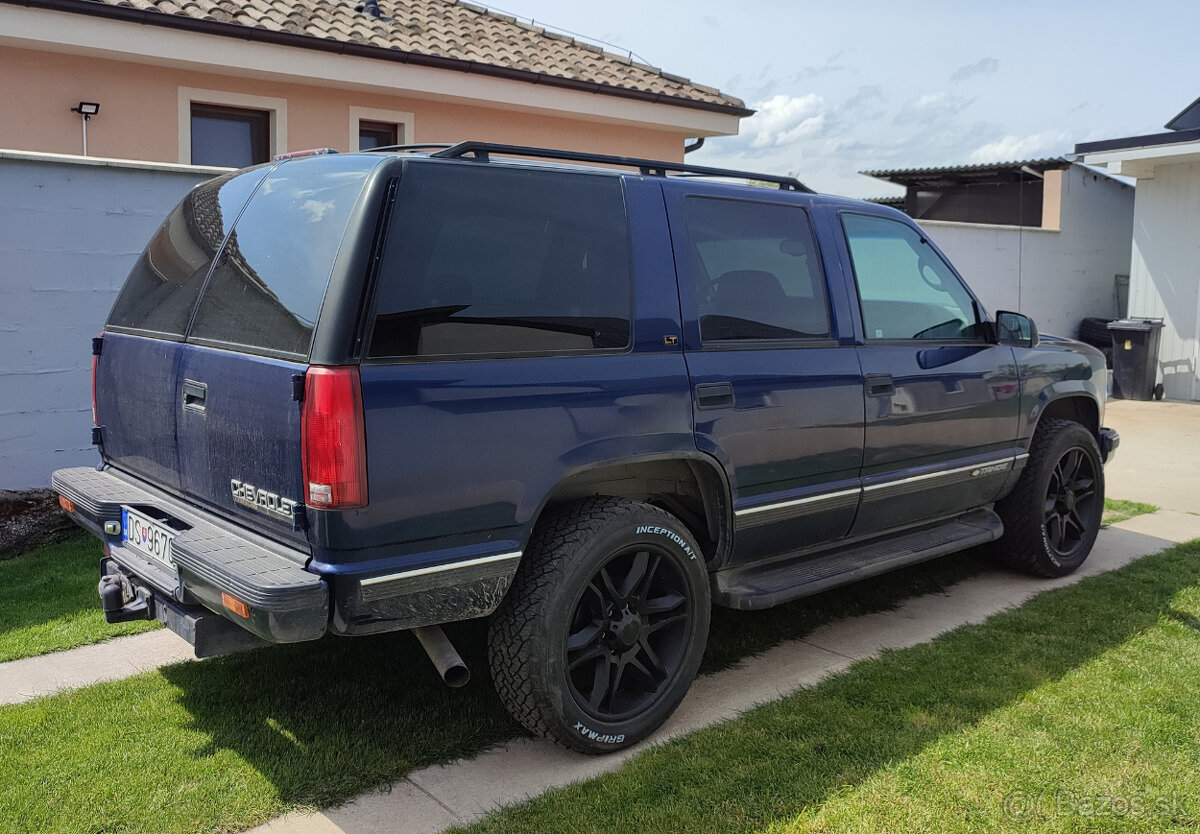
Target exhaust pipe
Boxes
[412,625,470,688]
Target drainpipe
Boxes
[684,137,705,154]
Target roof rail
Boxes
[428,141,814,193]
[365,143,455,154]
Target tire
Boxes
[488,497,711,754]
[994,419,1105,577]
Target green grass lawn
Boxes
[459,539,1200,834]
[0,546,991,834]
[0,534,157,663]
[1103,498,1158,526]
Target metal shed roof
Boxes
[860,157,1069,189]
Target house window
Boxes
[359,120,398,150]
[178,88,286,168]
[349,107,414,153]
[191,103,271,168]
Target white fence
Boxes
[0,151,225,489]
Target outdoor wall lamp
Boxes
[70,101,100,156]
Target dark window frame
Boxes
[190,102,271,168]
[358,120,399,151]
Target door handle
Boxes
[865,374,894,397]
[695,382,734,410]
[182,379,207,413]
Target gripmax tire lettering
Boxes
[488,496,710,754]
[993,418,1105,577]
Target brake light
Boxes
[302,366,368,509]
[91,333,102,425]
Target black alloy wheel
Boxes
[565,545,691,722]
[994,418,1105,577]
[488,497,710,753]
[1042,444,1100,561]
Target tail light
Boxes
[302,366,368,510]
[91,333,103,425]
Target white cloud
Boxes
[968,130,1071,162]
[742,94,829,150]
[950,57,999,82]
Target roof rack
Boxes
[365,143,455,154]
[427,141,814,193]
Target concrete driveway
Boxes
[1103,398,1200,513]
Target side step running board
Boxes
[713,508,1003,610]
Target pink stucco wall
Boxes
[1,45,687,162]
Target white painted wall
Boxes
[918,164,1134,341]
[1126,160,1200,401]
[0,152,222,489]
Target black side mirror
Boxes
[995,310,1039,348]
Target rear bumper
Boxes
[1099,427,1120,464]
[52,466,328,647]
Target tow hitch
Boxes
[99,572,153,623]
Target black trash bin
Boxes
[1107,318,1165,400]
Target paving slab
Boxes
[247,516,1186,834]
[1104,399,1200,514]
[0,628,194,706]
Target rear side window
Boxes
[683,197,830,342]
[105,169,267,339]
[187,157,377,358]
[368,164,631,359]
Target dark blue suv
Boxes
[54,142,1118,753]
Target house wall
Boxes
[1126,160,1200,401]
[918,165,1134,340]
[0,45,687,164]
[0,153,219,489]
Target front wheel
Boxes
[488,497,710,753]
[994,419,1105,577]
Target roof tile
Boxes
[46,0,744,112]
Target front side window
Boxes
[368,164,632,359]
[842,213,981,341]
[191,103,270,168]
[684,197,830,342]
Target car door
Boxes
[665,183,865,565]
[837,210,1022,537]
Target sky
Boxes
[486,1,1200,198]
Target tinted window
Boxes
[188,156,378,358]
[684,197,830,342]
[368,164,631,358]
[106,169,268,339]
[842,213,980,341]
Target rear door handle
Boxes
[182,379,207,413]
[694,382,734,410]
[865,374,894,397]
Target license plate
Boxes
[121,506,175,568]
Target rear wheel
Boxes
[994,419,1104,577]
[488,497,710,753]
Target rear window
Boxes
[105,169,267,339]
[367,163,632,359]
[186,156,378,358]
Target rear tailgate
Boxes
[171,155,381,548]
[97,169,270,492]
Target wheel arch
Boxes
[531,454,732,567]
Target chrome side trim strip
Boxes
[735,487,862,518]
[360,551,523,587]
[862,456,1017,493]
